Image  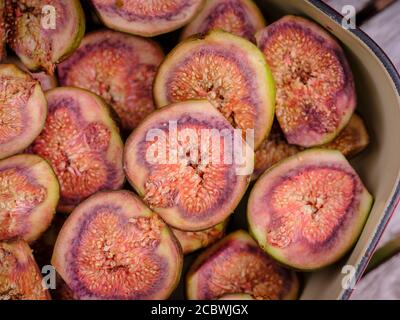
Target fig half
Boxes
[0,154,59,242]
[186,230,299,300]
[31,87,125,213]
[253,114,370,180]
[172,220,228,254]
[256,15,356,147]
[124,100,253,231]
[154,29,275,149]
[90,0,204,37]
[0,64,47,160]
[5,0,85,74]
[0,240,50,300]
[248,149,373,270]
[181,0,266,42]
[58,29,164,132]
[52,190,183,300]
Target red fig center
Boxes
[166,48,255,131]
[71,209,166,299]
[268,167,355,247]
[143,123,234,216]
[32,106,110,203]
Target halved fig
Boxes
[5,56,58,91]
[172,220,228,254]
[186,230,299,300]
[248,149,373,271]
[324,114,369,158]
[31,87,124,213]
[0,240,50,300]
[58,29,164,131]
[153,29,275,149]
[181,0,265,42]
[218,293,255,300]
[252,114,369,180]
[0,64,47,159]
[90,0,204,37]
[256,15,356,147]
[52,190,183,300]
[5,0,85,74]
[0,154,59,242]
[124,100,253,231]
[0,64,47,160]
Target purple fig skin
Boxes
[57,29,164,132]
[51,190,183,300]
[5,0,85,75]
[256,15,356,147]
[181,0,266,42]
[91,0,205,37]
[248,149,373,271]
[186,230,299,300]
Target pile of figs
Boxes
[0,0,373,300]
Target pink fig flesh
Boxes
[256,15,356,147]
[186,230,299,300]
[0,64,47,160]
[58,29,164,131]
[124,100,253,231]
[52,190,183,300]
[0,154,59,243]
[5,0,85,74]
[0,240,51,300]
[181,0,266,42]
[31,87,125,213]
[248,149,373,270]
[91,0,205,37]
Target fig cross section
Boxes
[124,100,253,231]
[52,190,183,300]
[248,149,373,270]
